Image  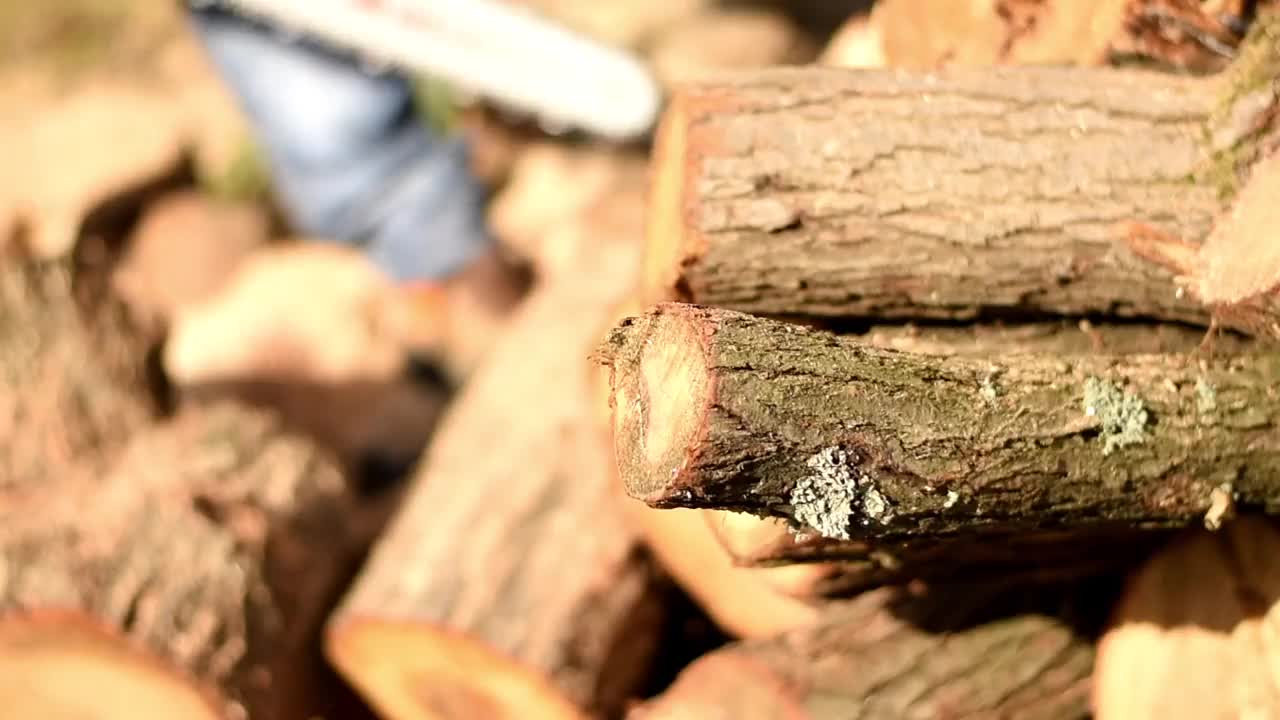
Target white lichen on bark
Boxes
[1082,377,1150,455]
[789,447,893,539]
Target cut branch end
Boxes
[608,305,716,503]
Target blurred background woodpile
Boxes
[1,1,1278,718]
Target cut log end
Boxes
[0,615,224,720]
[608,307,713,504]
[1093,517,1280,718]
[326,618,585,720]
[642,94,692,306]
[622,503,820,640]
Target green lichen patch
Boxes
[1082,377,1150,456]
[789,447,892,540]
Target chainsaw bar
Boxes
[193,0,664,141]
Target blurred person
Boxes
[184,2,527,377]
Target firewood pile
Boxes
[595,4,1280,720]
[2,1,1279,719]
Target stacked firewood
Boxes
[1,1,1278,719]
[592,8,1280,720]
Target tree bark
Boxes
[630,579,1108,720]
[1,254,155,492]
[642,61,1268,331]
[0,402,381,720]
[327,238,664,720]
[703,511,1168,595]
[598,303,1280,552]
[852,318,1255,357]
[699,317,1255,587]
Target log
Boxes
[642,55,1276,332]
[590,295,824,637]
[1195,148,1280,339]
[818,11,885,69]
[696,511,849,600]
[867,0,1257,73]
[702,318,1255,577]
[0,402,384,720]
[702,511,1168,595]
[489,145,649,280]
[1,252,154,488]
[1125,148,1280,341]
[1093,517,1280,719]
[630,579,1108,720]
[488,142,633,274]
[1108,0,1268,72]
[597,303,1280,561]
[622,503,821,639]
[111,189,269,339]
[327,237,664,720]
[163,244,412,389]
[854,318,1255,357]
[1118,10,1280,340]
[1,82,190,260]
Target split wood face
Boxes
[612,308,714,504]
[0,617,223,720]
[1095,516,1280,719]
[1196,149,1280,338]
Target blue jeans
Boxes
[186,5,493,283]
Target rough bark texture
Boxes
[327,238,664,720]
[700,317,1254,584]
[1,253,155,493]
[599,303,1280,547]
[645,63,1240,328]
[869,0,1129,70]
[630,579,1109,720]
[1110,0,1271,73]
[0,402,380,720]
[704,513,1168,595]
[851,318,1255,357]
[697,511,1157,598]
